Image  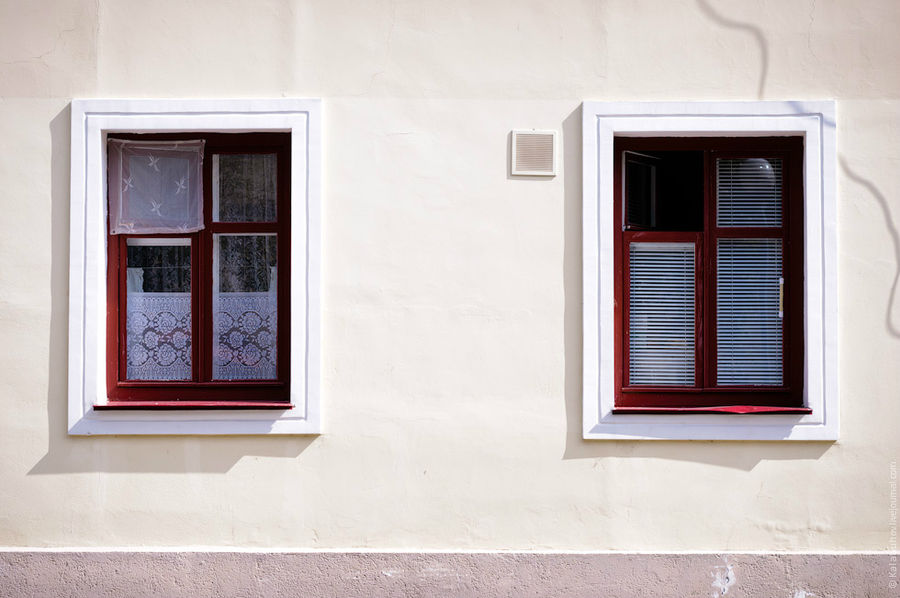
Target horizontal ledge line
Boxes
[599,112,823,118]
[613,405,811,414]
[86,110,311,117]
[95,401,292,410]
[0,548,880,555]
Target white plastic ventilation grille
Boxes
[628,242,696,386]
[511,130,557,176]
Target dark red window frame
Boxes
[613,137,808,414]
[101,132,291,409]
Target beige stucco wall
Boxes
[0,0,897,550]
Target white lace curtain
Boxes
[108,139,205,234]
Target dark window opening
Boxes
[624,150,704,232]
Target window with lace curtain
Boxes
[103,132,291,408]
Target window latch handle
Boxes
[778,277,784,319]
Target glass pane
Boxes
[625,159,655,228]
[107,139,205,234]
[717,238,784,385]
[125,239,192,381]
[717,158,783,227]
[629,242,695,386]
[213,234,278,380]
[213,154,277,222]
[623,151,704,232]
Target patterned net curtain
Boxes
[108,139,205,234]
[124,244,193,381]
[213,236,278,380]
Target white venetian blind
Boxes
[717,238,783,385]
[717,158,782,227]
[629,242,695,386]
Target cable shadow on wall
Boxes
[696,0,769,99]
[840,157,900,338]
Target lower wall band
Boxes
[0,552,894,597]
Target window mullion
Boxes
[117,236,128,386]
[778,159,790,388]
[191,234,202,382]
[199,148,214,383]
[702,149,714,390]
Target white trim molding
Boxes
[582,101,838,441]
[68,98,322,435]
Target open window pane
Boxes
[624,151,704,232]
[125,239,192,381]
[213,234,278,380]
[717,158,783,227]
[625,158,656,228]
[629,242,695,385]
[212,154,277,222]
[717,238,783,385]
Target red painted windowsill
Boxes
[94,401,293,410]
[612,405,812,414]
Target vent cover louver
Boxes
[511,130,557,176]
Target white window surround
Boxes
[582,100,838,441]
[68,98,321,435]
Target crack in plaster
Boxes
[0,26,78,68]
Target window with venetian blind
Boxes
[614,137,806,413]
[103,132,291,408]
